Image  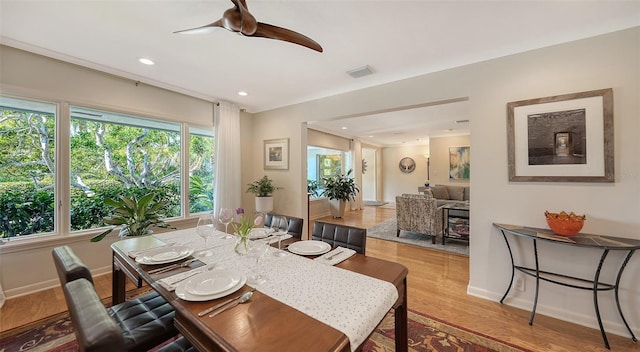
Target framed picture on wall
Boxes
[449,146,470,179]
[507,88,614,182]
[264,138,289,170]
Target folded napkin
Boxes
[314,247,356,266]
[157,266,211,291]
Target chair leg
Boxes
[397,229,400,237]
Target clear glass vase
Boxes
[234,235,252,256]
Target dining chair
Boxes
[264,213,304,238]
[311,221,367,254]
[52,246,180,352]
[63,278,195,352]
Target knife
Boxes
[197,289,255,317]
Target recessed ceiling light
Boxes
[238,91,248,96]
[341,126,348,130]
[138,58,155,65]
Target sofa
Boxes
[395,193,441,243]
[420,184,470,207]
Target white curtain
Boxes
[214,101,242,218]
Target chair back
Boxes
[264,213,304,238]
[311,221,366,254]
[395,193,439,236]
[52,245,94,285]
[63,278,126,352]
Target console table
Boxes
[494,223,640,349]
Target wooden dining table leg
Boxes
[112,252,126,305]
[394,277,408,352]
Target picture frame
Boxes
[264,138,289,170]
[507,88,613,182]
[449,146,470,179]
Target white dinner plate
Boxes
[135,246,193,265]
[288,240,331,255]
[249,228,270,239]
[184,270,243,296]
[175,270,246,301]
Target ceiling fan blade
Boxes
[253,22,323,52]
[174,19,223,34]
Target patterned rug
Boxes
[367,218,469,256]
[1,301,529,352]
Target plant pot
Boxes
[328,199,346,218]
[255,196,273,213]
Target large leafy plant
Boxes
[90,191,174,242]
[321,169,359,201]
[246,176,281,197]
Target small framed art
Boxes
[264,138,289,170]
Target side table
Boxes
[494,223,640,349]
[441,202,470,245]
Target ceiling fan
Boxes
[174,0,323,52]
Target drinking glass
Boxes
[271,215,288,257]
[218,208,234,239]
[248,241,270,285]
[196,213,215,256]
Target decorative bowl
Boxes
[544,211,585,236]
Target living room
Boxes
[0,5,638,351]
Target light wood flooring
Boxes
[1,206,637,351]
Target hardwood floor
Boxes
[1,206,636,351]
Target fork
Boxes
[149,258,197,274]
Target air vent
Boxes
[347,65,374,79]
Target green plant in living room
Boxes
[246,176,281,213]
[246,176,281,197]
[90,191,175,242]
[321,169,359,218]
[307,179,320,198]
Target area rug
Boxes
[0,304,528,352]
[367,218,469,256]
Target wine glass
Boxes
[248,241,270,285]
[196,213,215,256]
[218,208,234,239]
[271,215,288,257]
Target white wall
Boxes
[0,45,215,297]
[251,27,640,336]
[361,147,377,201]
[381,145,430,202]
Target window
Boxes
[0,95,215,240]
[189,126,215,214]
[0,97,57,238]
[307,146,351,196]
[69,107,182,232]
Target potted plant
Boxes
[307,179,320,198]
[90,191,175,242]
[321,169,359,218]
[246,176,281,213]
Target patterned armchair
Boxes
[395,193,441,244]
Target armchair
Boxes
[395,193,441,244]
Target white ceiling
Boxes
[1,1,639,146]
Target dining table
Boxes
[111,227,409,352]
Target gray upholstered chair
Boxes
[264,213,304,238]
[52,246,181,352]
[311,221,366,254]
[395,193,441,244]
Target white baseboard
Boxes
[466,284,640,339]
[3,265,112,299]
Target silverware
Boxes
[149,258,197,274]
[325,250,343,260]
[198,289,255,317]
[208,291,254,318]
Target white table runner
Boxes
[145,228,398,351]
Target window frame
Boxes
[0,94,213,246]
